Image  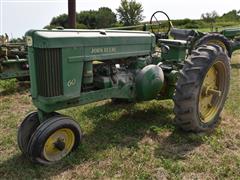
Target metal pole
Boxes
[68,0,76,28]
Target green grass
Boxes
[0,53,240,179]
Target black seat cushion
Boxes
[170,28,196,40]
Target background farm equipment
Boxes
[11,11,240,165]
[0,34,29,81]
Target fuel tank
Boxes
[135,65,164,101]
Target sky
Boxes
[0,0,239,38]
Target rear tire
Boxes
[194,33,232,57]
[174,45,230,132]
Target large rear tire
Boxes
[174,45,230,132]
[194,33,232,57]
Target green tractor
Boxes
[16,11,240,164]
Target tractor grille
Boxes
[35,48,63,97]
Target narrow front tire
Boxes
[27,115,82,164]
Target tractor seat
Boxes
[170,28,196,40]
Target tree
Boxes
[77,10,98,29]
[50,14,68,28]
[116,0,144,26]
[220,10,240,21]
[201,11,219,31]
[96,7,117,28]
[201,11,218,23]
[47,7,117,29]
[77,8,116,29]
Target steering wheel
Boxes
[150,11,172,36]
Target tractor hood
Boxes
[25,29,156,49]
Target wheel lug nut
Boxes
[54,139,65,151]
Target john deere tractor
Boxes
[16,11,240,164]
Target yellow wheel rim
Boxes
[198,61,227,123]
[43,128,75,162]
[207,40,227,52]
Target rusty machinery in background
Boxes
[0,34,29,80]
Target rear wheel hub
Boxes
[199,61,227,123]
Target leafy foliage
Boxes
[96,7,117,28]
[172,19,203,29]
[0,79,17,93]
[77,10,98,29]
[46,4,239,32]
[171,10,240,30]
[219,10,240,21]
[116,0,144,26]
[48,7,117,29]
[201,11,218,31]
[50,14,69,28]
[201,11,219,23]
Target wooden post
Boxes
[68,0,76,28]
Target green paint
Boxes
[221,27,240,39]
[25,27,240,122]
[135,65,164,101]
[160,39,187,61]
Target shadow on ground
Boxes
[231,63,240,69]
[0,101,203,179]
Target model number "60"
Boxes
[67,79,76,87]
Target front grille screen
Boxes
[35,48,63,97]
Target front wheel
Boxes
[17,112,40,155]
[27,115,82,164]
[174,45,230,132]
